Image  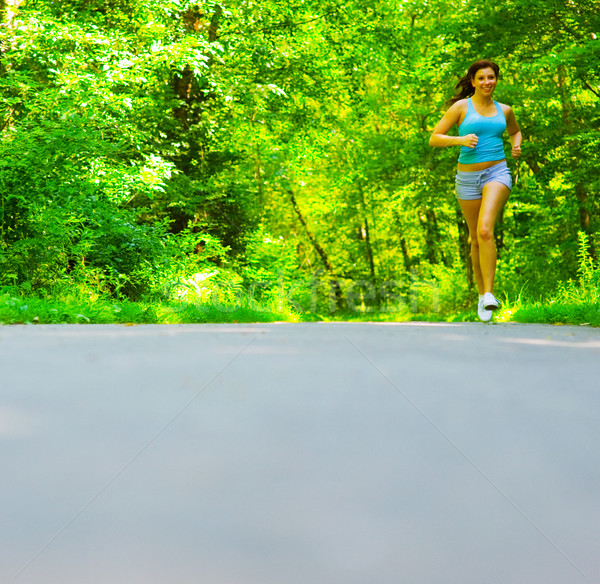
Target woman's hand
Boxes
[462,133,479,148]
[511,145,521,159]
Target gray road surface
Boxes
[2,322,600,584]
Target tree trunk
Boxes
[289,189,333,273]
[358,185,379,307]
[495,210,505,258]
[556,66,593,255]
[419,208,445,265]
[457,207,474,291]
[361,217,380,309]
[399,237,411,273]
[393,211,412,274]
[173,6,223,132]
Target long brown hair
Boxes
[447,60,500,106]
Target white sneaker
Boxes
[478,299,493,322]
[483,292,500,311]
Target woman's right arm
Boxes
[429,101,478,149]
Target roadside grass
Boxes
[0,292,293,325]
[446,294,600,327]
[1,290,598,327]
[504,300,600,327]
[3,231,598,327]
[3,292,598,326]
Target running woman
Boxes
[429,60,522,322]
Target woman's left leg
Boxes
[477,181,510,294]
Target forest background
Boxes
[1,0,599,324]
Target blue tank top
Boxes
[458,98,506,164]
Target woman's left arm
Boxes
[504,105,522,159]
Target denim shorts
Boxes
[455,160,512,200]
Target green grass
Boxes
[2,291,598,327]
[450,296,600,327]
[0,292,294,325]
[508,301,600,327]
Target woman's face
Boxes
[471,67,497,97]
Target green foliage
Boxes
[554,231,600,304]
[0,286,292,324]
[0,0,599,323]
[0,0,234,298]
[498,231,600,327]
[511,302,600,327]
[575,231,599,296]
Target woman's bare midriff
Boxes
[457,159,505,172]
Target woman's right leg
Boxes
[458,198,484,294]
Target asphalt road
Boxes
[2,322,600,584]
